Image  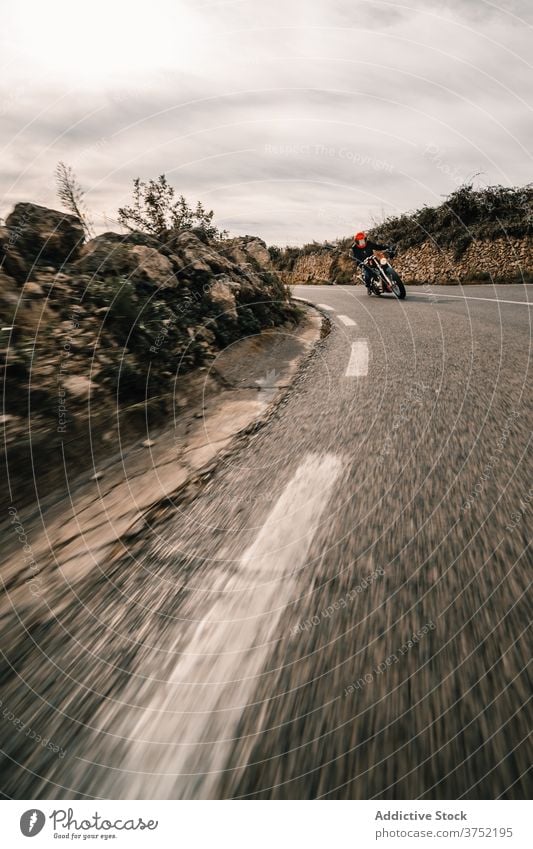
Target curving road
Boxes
[1,283,531,800]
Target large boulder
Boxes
[208,275,240,319]
[0,269,19,317]
[75,234,177,289]
[5,203,85,267]
[0,269,54,337]
[220,236,272,270]
[128,246,176,289]
[0,226,30,283]
[160,230,236,279]
[97,231,161,249]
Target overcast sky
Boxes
[1,0,531,244]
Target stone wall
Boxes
[280,252,334,285]
[279,236,533,285]
[280,250,354,286]
[394,236,533,284]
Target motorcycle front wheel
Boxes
[390,270,406,300]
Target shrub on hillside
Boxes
[118,175,228,241]
[369,183,533,259]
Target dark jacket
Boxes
[350,240,390,265]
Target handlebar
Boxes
[351,247,396,265]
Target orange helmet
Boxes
[354,231,367,246]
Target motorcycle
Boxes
[360,249,406,299]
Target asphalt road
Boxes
[1,284,531,800]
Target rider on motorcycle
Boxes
[350,231,394,292]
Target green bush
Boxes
[118,175,228,240]
[369,183,533,258]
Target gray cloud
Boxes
[1,0,531,245]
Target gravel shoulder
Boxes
[2,307,322,608]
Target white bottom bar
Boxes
[5,800,531,848]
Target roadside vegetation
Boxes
[269,183,533,269]
[55,166,229,243]
[117,175,229,240]
[370,182,533,260]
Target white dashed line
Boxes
[112,453,344,799]
[338,315,357,326]
[345,340,369,377]
[416,292,533,307]
[317,303,335,311]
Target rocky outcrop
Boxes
[220,236,272,270]
[75,233,178,289]
[208,276,240,319]
[160,229,237,280]
[0,206,299,504]
[5,203,84,267]
[0,227,29,283]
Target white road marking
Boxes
[416,292,533,307]
[108,453,343,799]
[345,339,369,377]
[338,314,357,326]
[317,303,335,311]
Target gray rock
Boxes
[94,231,161,249]
[75,236,178,289]
[220,236,272,269]
[22,281,45,297]
[209,278,239,318]
[5,203,85,267]
[62,375,96,399]
[0,226,30,283]
[161,229,236,279]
